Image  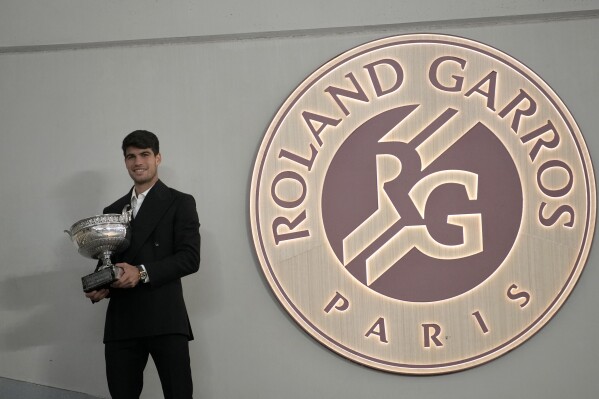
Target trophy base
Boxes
[82,267,117,293]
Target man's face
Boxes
[124,146,161,188]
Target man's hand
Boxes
[111,262,141,289]
[85,288,109,302]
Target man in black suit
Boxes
[85,130,201,399]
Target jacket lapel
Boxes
[124,180,175,262]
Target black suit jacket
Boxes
[101,180,201,343]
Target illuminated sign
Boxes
[250,34,595,374]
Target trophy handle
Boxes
[121,204,132,223]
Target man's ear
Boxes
[156,153,162,165]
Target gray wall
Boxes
[0,1,598,398]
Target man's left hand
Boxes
[111,263,141,289]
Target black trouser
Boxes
[105,334,193,399]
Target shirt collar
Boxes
[131,185,153,201]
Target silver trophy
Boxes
[65,206,132,292]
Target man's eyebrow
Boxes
[126,150,152,157]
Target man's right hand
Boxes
[85,288,109,303]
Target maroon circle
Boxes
[322,105,523,301]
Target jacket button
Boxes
[154,242,160,247]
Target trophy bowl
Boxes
[65,207,132,292]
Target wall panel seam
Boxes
[0,9,598,55]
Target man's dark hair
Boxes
[122,130,160,156]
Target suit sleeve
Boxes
[143,194,201,288]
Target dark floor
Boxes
[0,377,101,399]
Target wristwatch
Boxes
[136,265,149,283]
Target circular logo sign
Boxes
[250,34,596,374]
